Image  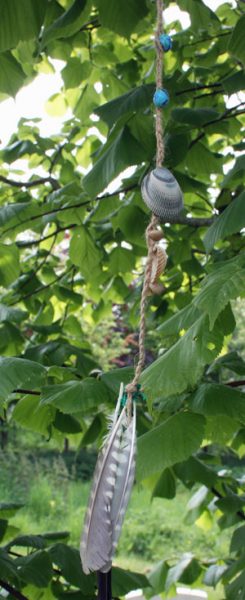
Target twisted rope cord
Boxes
[126,0,165,406]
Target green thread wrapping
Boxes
[121,384,146,407]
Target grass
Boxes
[0,450,229,598]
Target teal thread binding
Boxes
[121,384,146,407]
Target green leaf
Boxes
[96,0,148,38]
[18,550,53,587]
[193,254,245,328]
[40,379,108,414]
[222,70,245,95]
[0,549,19,585]
[208,351,245,376]
[41,0,87,49]
[222,155,245,188]
[0,519,8,542]
[83,126,145,197]
[109,247,135,275]
[204,191,245,251]
[186,142,223,179]
[62,59,92,89]
[6,534,46,550]
[101,367,134,394]
[95,84,154,127]
[228,14,245,65]
[112,567,149,596]
[0,52,26,96]
[171,107,219,127]
[203,564,227,587]
[0,0,47,52]
[0,202,29,227]
[190,383,245,422]
[0,303,27,324]
[152,468,176,500]
[179,0,219,30]
[49,543,95,592]
[0,357,46,401]
[137,412,205,481]
[230,525,245,554]
[12,394,55,435]
[53,410,82,434]
[141,315,223,403]
[158,303,201,335]
[165,553,201,590]
[148,560,168,595]
[174,456,217,487]
[69,227,101,280]
[0,502,24,519]
[0,243,19,287]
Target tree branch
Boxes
[13,389,40,396]
[171,215,215,227]
[0,174,60,191]
[226,380,245,388]
[176,82,222,96]
[0,579,29,600]
[10,265,74,305]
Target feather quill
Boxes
[80,384,136,575]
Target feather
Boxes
[111,402,136,551]
[80,384,137,575]
[80,401,126,574]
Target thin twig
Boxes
[0,579,29,600]
[0,174,59,190]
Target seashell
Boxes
[141,167,183,222]
[150,245,167,284]
[148,229,164,242]
[148,282,166,296]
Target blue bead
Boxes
[159,34,172,52]
[153,89,169,108]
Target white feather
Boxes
[80,404,126,574]
[80,384,137,575]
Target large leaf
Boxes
[204,191,245,251]
[190,383,245,422]
[96,0,148,38]
[0,52,26,96]
[137,412,205,481]
[112,567,149,596]
[193,253,245,328]
[228,14,245,65]
[70,226,101,279]
[0,243,20,286]
[157,303,201,335]
[141,315,223,404]
[0,304,27,324]
[83,126,145,196]
[49,543,95,592]
[0,0,47,52]
[12,394,55,434]
[0,357,46,401]
[17,550,53,588]
[95,84,154,127]
[178,0,220,30]
[40,379,108,414]
[41,0,87,49]
[171,107,219,127]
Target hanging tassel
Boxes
[80,384,136,576]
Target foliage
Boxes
[0,0,244,598]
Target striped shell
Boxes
[141,167,183,222]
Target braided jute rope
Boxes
[125,0,166,410]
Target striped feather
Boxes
[111,402,136,551]
[80,384,137,575]
[80,404,126,574]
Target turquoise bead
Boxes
[153,89,169,108]
[159,34,172,52]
